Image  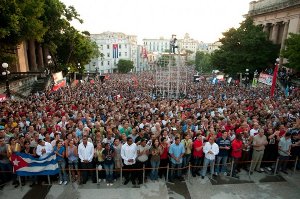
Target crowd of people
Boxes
[0,72,300,189]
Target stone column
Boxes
[263,23,268,32]
[279,20,290,66]
[28,39,37,71]
[271,23,279,44]
[37,43,44,70]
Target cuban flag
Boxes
[113,44,118,58]
[11,152,59,176]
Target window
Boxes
[107,53,110,57]
[119,52,121,57]
[107,61,110,65]
[119,44,121,49]
[100,45,103,50]
[107,44,110,49]
[125,44,127,48]
[101,61,103,66]
[125,52,127,56]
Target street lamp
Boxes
[46,55,52,75]
[2,63,10,98]
[245,68,249,87]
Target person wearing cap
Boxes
[36,139,53,159]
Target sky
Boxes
[61,0,253,44]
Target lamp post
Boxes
[245,68,249,87]
[46,55,52,75]
[2,63,10,98]
[75,63,80,81]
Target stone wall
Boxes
[0,76,37,98]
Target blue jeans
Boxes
[0,162,12,183]
[170,162,182,180]
[215,156,228,173]
[58,160,67,182]
[150,161,160,180]
[201,158,215,177]
[182,154,191,173]
[103,163,114,183]
[192,156,203,174]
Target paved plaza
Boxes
[1,170,299,199]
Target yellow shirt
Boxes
[95,148,104,162]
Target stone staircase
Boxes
[31,76,51,94]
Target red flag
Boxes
[270,63,279,97]
[11,153,29,172]
[52,79,66,91]
[0,94,7,102]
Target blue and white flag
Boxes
[11,152,59,176]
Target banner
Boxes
[11,152,59,176]
[52,79,66,91]
[252,78,258,87]
[52,71,63,84]
[0,94,7,102]
[113,44,118,58]
[258,73,273,86]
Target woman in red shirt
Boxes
[231,133,243,178]
[192,133,204,177]
[159,137,169,179]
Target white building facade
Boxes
[143,37,170,54]
[178,33,199,54]
[87,32,138,74]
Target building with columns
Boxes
[247,0,300,62]
[88,32,138,74]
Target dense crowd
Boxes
[0,72,300,188]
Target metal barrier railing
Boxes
[0,157,298,188]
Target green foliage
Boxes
[0,0,98,72]
[0,0,46,63]
[195,51,212,73]
[211,17,279,75]
[281,33,300,71]
[117,59,134,73]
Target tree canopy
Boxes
[211,17,279,75]
[195,51,212,73]
[117,59,134,73]
[0,0,46,63]
[0,0,99,72]
[281,33,300,71]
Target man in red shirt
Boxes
[192,133,204,177]
[231,133,243,178]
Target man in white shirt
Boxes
[36,139,53,159]
[78,136,95,184]
[121,137,138,186]
[250,122,259,137]
[201,137,219,179]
